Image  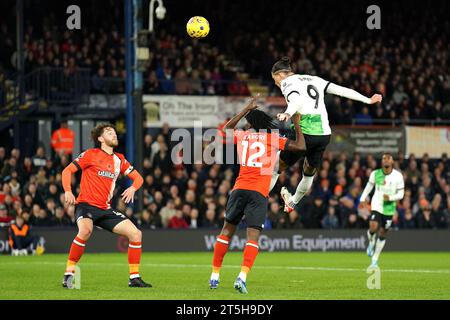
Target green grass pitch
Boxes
[1,252,449,300]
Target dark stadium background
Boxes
[0,0,449,243]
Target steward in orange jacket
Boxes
[51,121,75,155]
[8,216,41,255]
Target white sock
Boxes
[238,271,247,282]
[372,239,386,262]
[291,175,314,204]
[210,272,220,281]
[269,172,280,193]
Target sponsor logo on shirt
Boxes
[98,170,117,179]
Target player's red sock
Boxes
[65,236,86,275]
[128,241,142,279]
[239,240,259,281]
[212,235,230,274]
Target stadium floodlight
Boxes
[149,0,166,33]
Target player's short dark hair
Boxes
[245,109,278,131]
[91,123,116,148]
[271,56,292,75]
[382,152,393,159]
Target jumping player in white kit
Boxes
[270,57,383,213]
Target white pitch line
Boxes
[2,261,450,274]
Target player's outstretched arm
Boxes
[223,95,259,131]
[62,163,78,207]
[326,83,382,104]
[121,170,144,204]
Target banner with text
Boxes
[405,126,450,158]
[143,95,286,128]
[328,127,405,156]
[2,229,449,254]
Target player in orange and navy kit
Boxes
[61,124,151,288]
[209,96,305,294]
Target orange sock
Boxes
[65,236,86,275]
[212,235,230,274]
[239,240,259,281]
[128,241,142,279]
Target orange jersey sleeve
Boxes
[62,163,78,192]
[128,170,144,190]
[72,149,94,170]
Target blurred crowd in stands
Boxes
[230,1,450,124]
[1,0,450,124]
[0,1,449,231]
[1,123,449,230]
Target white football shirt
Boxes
[360,168,405,216]
[280,74,331,136]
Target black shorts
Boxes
[279,131,330,169]
[225,189,268,230]
[75,202,127,232]
[370,211,393,231]
[279,129,304,167]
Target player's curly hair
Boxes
[245,109,278,131]
[91,123,117,148]
[271,56,292,75]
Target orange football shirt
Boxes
[232,130,287,197]
[72,148,134,209]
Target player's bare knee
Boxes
[369,220,378,228]
[78,228,92,240]
[129,228,142,242]
[246,228,261,242]
[221,222,236,238]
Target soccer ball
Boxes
[186,16,210,38]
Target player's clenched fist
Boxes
[245,94,260,111]
[369,94,383,104]
[64,191,76,206]
[358,201,369,209]
[277,113,291,122]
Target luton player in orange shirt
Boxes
[61,124,151,288]
[209,96,305,294]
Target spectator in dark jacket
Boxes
[416,206,436,229]
[322,206,340,229]
[50,206,72,226]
